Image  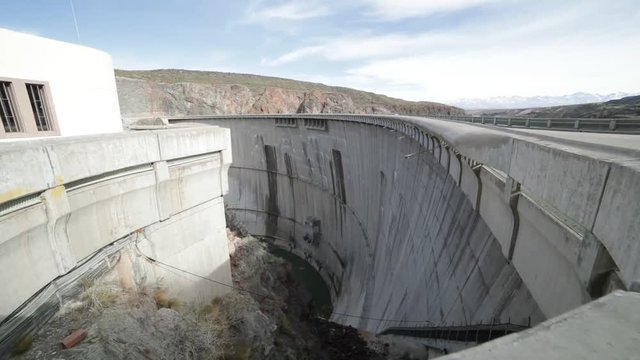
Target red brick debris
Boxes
[61,329,88,349]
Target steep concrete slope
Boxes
[180,117,545,333]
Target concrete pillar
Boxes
[41,186,76,274]
[154,161,172,221]
[220,128,232,195]
[449,149,462,185]
[439,144,449,172]
[504,177,521,260]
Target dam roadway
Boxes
[168,114,640,355]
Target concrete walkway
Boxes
[443,291,640,360]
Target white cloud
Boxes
[261,46,323,66]
[261,32,458,66]
[360,0,496,20]
[260,1,640,101]
[243,1,330,23]
[346,35,640,102]
[261,4,589,66]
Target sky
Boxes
[1,0,639,103]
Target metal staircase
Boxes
[380,321,529,344]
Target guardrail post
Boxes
[493,117,497,125]
[546,119,552,128]
[507,118,512,126]
[609,120,616,131]
[525,118,530,127]
[488,319,494,341]
[574,120,580,129]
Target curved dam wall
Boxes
[176,116,546,332]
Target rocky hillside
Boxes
[16,232,431,359]
[472,95,640,119]
[115,69,463,125]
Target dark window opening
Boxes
[0,82,22,133]
[304,118,327,130]
[275,118,297,127]
[26,83,51,131]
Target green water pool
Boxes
[268,246,333,318]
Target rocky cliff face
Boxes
[115,70,462,126]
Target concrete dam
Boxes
[169,114,640,335]
[1,113,639,356]
[188,116,544,332]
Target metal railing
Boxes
[429,114,640,134]
[380,321,529,344]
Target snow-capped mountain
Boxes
[452,92,639,110]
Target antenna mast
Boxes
[69,0,81,43]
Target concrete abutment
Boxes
[0,127,233,354]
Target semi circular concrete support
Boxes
[460,160,480,210]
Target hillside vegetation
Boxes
[472,95,640,119]
[115,69,463,124]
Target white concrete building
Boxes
[0,28,122,140]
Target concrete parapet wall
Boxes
[0,127,232,326]
[443,291,640,360]
[508,140,608,230]
[592,161,640,287]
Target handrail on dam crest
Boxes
[429,114,640,134]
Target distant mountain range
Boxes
[453,92,639,110]
[470,95,640,119]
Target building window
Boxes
[0,81,22,133]
[0,77,58,139]
[26,83,52,131]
